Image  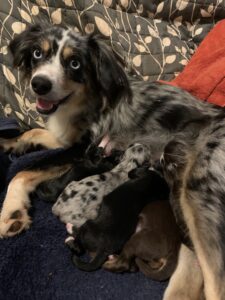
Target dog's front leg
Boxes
[163,244,204,300]
[0,128,63,155]
[0,166,70,238]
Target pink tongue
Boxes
[36,99,54,111]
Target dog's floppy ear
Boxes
[88,35,132,108]
[9,24,42,71]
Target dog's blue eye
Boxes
[70,60,80,70]
[33,49,42,60]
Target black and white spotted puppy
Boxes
[52,143,151,227]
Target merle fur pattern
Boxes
[35,145,122,202]
[52,143,151,227]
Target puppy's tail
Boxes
[72,251,108,272]
[135,251,178,281]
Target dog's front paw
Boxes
[0,137,16,153]
[0,208,31,238]
[0,138,27,155]
[9,141,31,155]
[9,141,43,156]
[0,137,43,156]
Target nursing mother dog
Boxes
[0,25,225,300]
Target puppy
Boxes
[36,145,122,202]
[65,169,169,271]
[52,143,151,226]
[103,200,181,281]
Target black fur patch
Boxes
[187,176,207,191]
[81,194,86,202]
[137,146,144,153]
[90,194,97,201]
[52,39,59,54]
[10,210,22,219]
[206,141,220,150]
[207,171,219,183]
[137,100,165,128]
[61,193,69,202]
[132,159,139,166]
[99,174,106,181]
[210,124,224,135]
[70,190,77,198]
[157,105,193,131]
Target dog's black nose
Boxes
[31,76,52,95]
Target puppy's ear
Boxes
[9,24,42,71]
[88,35,132,108]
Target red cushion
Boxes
[164,20,225,107]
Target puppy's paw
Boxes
[9,141,30,155]
[10,141,43,155]
[0,208,31,238]
[65,236,76,251]
[103,254,130,272]
[65,236,75,244]
[103,255,118,268]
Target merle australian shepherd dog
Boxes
[1,24,225,299]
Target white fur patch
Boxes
[30,30,71,101]
[65,236,75,243]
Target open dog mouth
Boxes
[36,93,73,115]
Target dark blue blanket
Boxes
[0,148,167,300]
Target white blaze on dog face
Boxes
[31,32,69,98]
[29,29,88,114]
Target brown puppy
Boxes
[104,200,181,281]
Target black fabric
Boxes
[0,117,20,138]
